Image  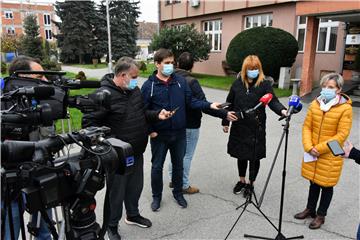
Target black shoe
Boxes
[233,181,246,194]
[174,194,187,208]
[125,215,152,228]
[243,184,254,198]
[107,226,121,240]
[151,197,161,212]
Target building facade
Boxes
[1,2,57,41]
[160,0,360,95]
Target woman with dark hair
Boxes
[222,55,287,197]
[294,73,352,229]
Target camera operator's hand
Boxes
[223,126,229,133]
[158,109,173,120]
[227,111,238,122]
[149,132,158,138]
[210,102,221,110]
[343,141,353,158]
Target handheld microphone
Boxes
[245,93,273,113]
[278,95,302,120]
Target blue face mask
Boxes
[162,64,174,76]
[247,69,259,79]
[128,79,138,90]
[320,88,337,102]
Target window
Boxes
[172,24,186,30]
[297,16,307,52]
[44,14,51,26]
[244,13,273,30]
[317,19,338,52]
[45,29,52,40]
[203,19,222,51]
[5,11,13,19]
[165,0,181,5]
[6,26,15,35]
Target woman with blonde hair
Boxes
[294,73,352,229]
[222,55,287,197]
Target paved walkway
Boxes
[65,66,359,240]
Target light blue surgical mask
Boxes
[320,88,336,102]
[247,69,259,79]
[128,79,138,90]
[162,64,174,76]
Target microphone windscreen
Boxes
[259,93,273,106]
[288,95,301,107]
[294,102,303,113]
[33,86,55,99]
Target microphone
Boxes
[278,95,302,120]
[245,93,273,113]
[65,79,101,89]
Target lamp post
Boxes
[106,0,112,73]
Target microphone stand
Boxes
[244,112,304,240]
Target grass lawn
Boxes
[66,63,108,69]
[55,72,99,133]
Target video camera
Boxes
[1,71,111,140]
[1,126,134,240]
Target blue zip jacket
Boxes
[141,71,211,135]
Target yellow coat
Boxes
[301,94,352,187]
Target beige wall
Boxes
[163,2,298,76]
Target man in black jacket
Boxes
[82,57,171,240]
[168,52,237,194]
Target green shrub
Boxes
[139,61,147,72]
[41,59,61,71]
[75,71,87,80]
[1,62,7,74]
[226,27,298,79]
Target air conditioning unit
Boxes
[190,0,200,7]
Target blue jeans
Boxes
[2,200,52,240]
[357,223,360,240]
[150,131,186,198]
[169,128,200,189]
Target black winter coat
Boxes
[175,69,228,129]
[82,74,159,156]
[222,78,285,161]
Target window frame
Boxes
[5,11,13,19]
[45,29,52,40]
[6,26,15,35]
[203,19,222,52]
[244,13,273,30]
[44,13,51,26]
[316,19,339,53]
[296,16,307,53]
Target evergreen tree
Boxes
[21,15,43,60]
[98,0,140,61]
[54,1,98,63]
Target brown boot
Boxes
[294,208,316,219]
[309,215,325,229]
[183,186,199,194]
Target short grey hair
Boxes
[114,57,139,76]
[320,73,344,89]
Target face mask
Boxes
[320,88,337,102]
[247,69,259,79]
[162,64,174,76]
[127,79,138,90]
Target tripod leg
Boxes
[40,209,59,240]
[225,201,251,240]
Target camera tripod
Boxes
[225,114,304,240]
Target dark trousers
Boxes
[306,181,333,216]
[237,159,260,182]
[108,155,144,227]
[150,131,186,199]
